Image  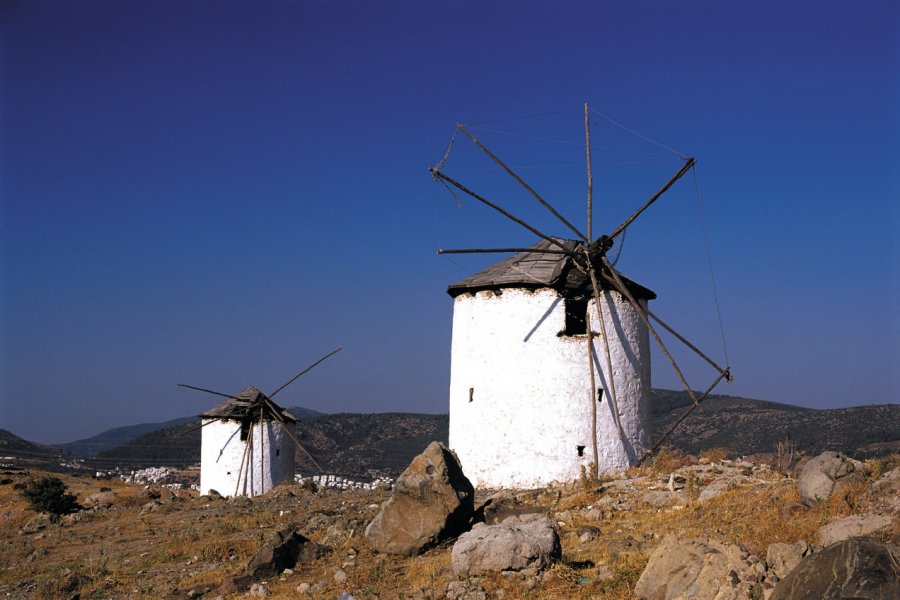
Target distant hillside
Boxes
[11,392,899,476]
[652,394,900,457]
[92,412,448,478]
[292,412,449,477]
[0,429,72,471]
[58,405,325,457]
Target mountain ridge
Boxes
[5,392,897,477]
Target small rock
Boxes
[766,540,810,580]
[248,582,269,596]
[334,568,348,583]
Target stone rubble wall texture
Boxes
[449,288,650,488]
[200,418,294,497]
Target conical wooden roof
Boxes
[200,386,297,423]
[447,238,656,300]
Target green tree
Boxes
[21,477,80,515]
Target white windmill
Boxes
[430,106,732,488]
[179,348,341,496]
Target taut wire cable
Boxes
[692,165,731,367]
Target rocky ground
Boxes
[1,448,897,599]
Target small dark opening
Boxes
[597,389,604,403]
[239,419,251,441]
[577,445,586,457]
[564,298,588,336]
[469,387,474,403]
[275,449,280,456]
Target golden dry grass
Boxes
[1,455,896,599]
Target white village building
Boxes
[199,386,296,497]
[447,238,654,489]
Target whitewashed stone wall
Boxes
[448,287,650,488]
[200,419,294,496]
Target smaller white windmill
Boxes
[179,348,341,497]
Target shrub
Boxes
[21,476,81,515]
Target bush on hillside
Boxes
[21,477,80,515]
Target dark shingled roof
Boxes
[200,386,297,422]
[447,238,656,300]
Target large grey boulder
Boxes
[451,514,560,577]
[770,538,899,600]
[634,535,768,600]
[818,514,894,547]
[365,441,474,555]
[797,451,864,506]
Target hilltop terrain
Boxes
[1,450,896,599]
[3,391,897,479]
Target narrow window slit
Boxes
[577,445,586,457]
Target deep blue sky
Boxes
[1,1,897,443]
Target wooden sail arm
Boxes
[269,347,343,399]
[608,157,696,240]
[437,247,572,255]
[429,167,573,256]
[457,124,588,242]
[597,257,700,406]
[636,367,732,467]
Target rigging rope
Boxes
[692,165,731,367]
[589,108,689,160]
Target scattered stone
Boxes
[667,473,686,492]
[139,501,161,514]
[248,582,269,596]
[770,538,899,600]
[303,512,332,531]
[333,568,348,584]
[295,582,310,593]
[481,491,545,525]
[365,441,474,555]
[797,451,865,506]
[765,540,811,580]
[246,528,330,580]
[83,490,117,509]
[640,490,674,507]
[22,513,53,534]
[635,535,770,600]
[336,591,355,600]
[446,578,487,600]
[451,514,560,577]
[577,525,600,543]
[818,514,893,546]
[219,527,330,595]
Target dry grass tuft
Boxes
[648,447,684,474]
[699,447,730,463]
